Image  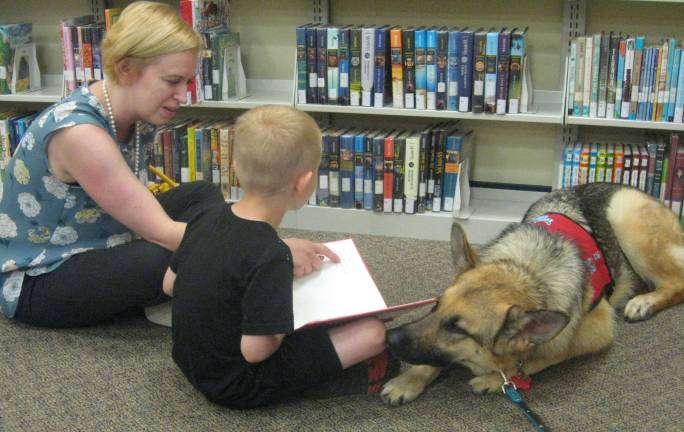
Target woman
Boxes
[0,1,336,327]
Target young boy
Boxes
[165,106,397,409]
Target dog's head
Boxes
[387,222,569,376]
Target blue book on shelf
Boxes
[296,24,308,104]
[647,48,660,121]
[664,38,677,121]
[459,28,474,112]
[339,130,356,208]
[639,47,653,121]
[630,35,645,121]
[338,26,351,106]
[353,131,365,209]
[414,27,427,109]
[588,143,598,184]
[563,144,574,188]
[484,29,499,113]
[317,131,330,206]
[674,45,684,123]
[442,130,471,212]
[363,131,376,210]
[447,28,461,111]
[426,28,438,110]
[666,44,681,122]
[373,25,390,108]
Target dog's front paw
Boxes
[469,373,503,394]
[380,373,426,406]
[624,293,657,322]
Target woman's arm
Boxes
[240,334,285,363]
[48,124,186,251]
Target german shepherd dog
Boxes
[381,183,684,406]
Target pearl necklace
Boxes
[102,80,140,177]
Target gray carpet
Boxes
[1,228,683,432]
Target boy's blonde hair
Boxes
[101,1,202,84]
[233,106,321,195]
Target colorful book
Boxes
[338,25,351,106]
[414,27,427,110]
[349,26,362,106]
[361,26,376,107]
[372,131,386,212]
[393,132,407,213]
[597,32,610,118]
[390,27,404,108]
[484,29,498,114]
[471,28,487,114]
[573,36,586,116]
[458,28,474,112]
[339,129,356,208]
[508,27,526,114]
[383,131,397,212]
[296,24,309,104]
[316,26,328,104]
[446,27,460,111]
[495,28,512,115]
[403,132,420,214]
[606,33,620,118]
[435,27,448,110]
[374,25,390,108]
[305,26,318,103]
[326,26,339,104]
[402,27,416,109]
[442,129,472,211]
[628,35,645,120]
[426,28,438,110]
[353,130,365,209]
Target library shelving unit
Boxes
[1,0,682,243]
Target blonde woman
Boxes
[0,1,335,327]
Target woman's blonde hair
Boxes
[233,106,322,196]
[101,1,202,84]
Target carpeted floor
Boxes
[1,228,682,432]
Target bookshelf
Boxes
[0,0,682,243]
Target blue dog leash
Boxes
[500,371,549,431]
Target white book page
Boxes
[292,239,386,330]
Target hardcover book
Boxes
[296,24,310,104]
[597,32,610,118]
[373,25,391,108]
[458,28,474,112]
[507,27,526,114]
[317,26,329,105]
[361,26,376,107]
[495,28,511,115]
[339,129,356,208]
[390,27,404,108]
[306,26,319,103]
[426,28,438,110]
[435,27,448,110]
[471,28,487,113]
[326,26,340,104]
[442,129,473,212]
[328,129,343,207]
[414,27,427,110]
[353,131,366,209]
[338,26,351,105]
[403,132,421,214]
[372,131,388,212]
[349,26,362,106]
[446,27,460,111]
[484,29,499,114]
[402,27,416,109]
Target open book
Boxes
[292,238,436,330]
[145,238,436,329]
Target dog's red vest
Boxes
[530,212,613,309]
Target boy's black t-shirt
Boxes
[170,202,294,401]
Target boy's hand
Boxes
[282,238,341,277]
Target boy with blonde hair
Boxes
[166,106,397,409]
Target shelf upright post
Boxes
[91,0,105,22]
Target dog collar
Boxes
[530,213,614,309]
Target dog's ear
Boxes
[451,222,479,275]
[494,305,569,353]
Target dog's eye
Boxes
[443,317,468,336]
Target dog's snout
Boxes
[386,327,405,349]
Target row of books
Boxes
[178,0,246,104]
[560,133,683,216]
[567,33,684,123]
[142,119,474,217]
[59,15,106,96]
[0,110,37,177]
[296,25,533,114]
[313,125,473,216]
[0,23,41,94]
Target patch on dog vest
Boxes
[530,213,613,309]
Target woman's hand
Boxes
[282,238,341,277]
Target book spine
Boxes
[372,134,385,212]
[61,23,77,93]
[588,143,597,183]
[353,133,365,209]
[318,132,330,206]
[639,145,649,191]
[582,35,593,116]
[390,27,404,108]
[431,129,445,211]
[393,135,405,213]
[426,29,438,110]
[162,129,174,183]
[628,35,645,120]
[665,42,680,121]
[459,30,474,112]
[349,27,362,106]
[361,27,375,107]
[589,33,601,117]
[638,47,652,120]
[363,134,374,210]
[435,28,448,110]
[317,27,328,105]
[383,134,395,212]
[664,134,680,206]
[606,33,619,117]
[306,27,318,103]
[210,127,220,185]
[484,30,498,114]
[414,29,427,110]
[442,134,461,211]
[496,30,511,114]
[447,29,460,111]
[218,126,231,199]
[649,48,661,121]
[596,144,607,183]
[675,44,684,123]
[91,25,103,81]
[615,38,626,118]
[567,39,577,116]
[403,135,420,214]
[339,133,355,208]
[200,33,213,101]
[327,27,339,104]
[579,143,590,184]
[573,36,585,116]
[620,38,635,119]
[605,143,615,183]
[508,30,525,114]
[417,130,430,213]
[671,149,684,216]
[597,32,610,118]
[562,144,574,188]
[402,28,416,109]
[374,26,388,108]
[655,40,670,121]
[328,132,340,207]
[338,27,350,106]
[653,142,666,197]
[472,30,486,114]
